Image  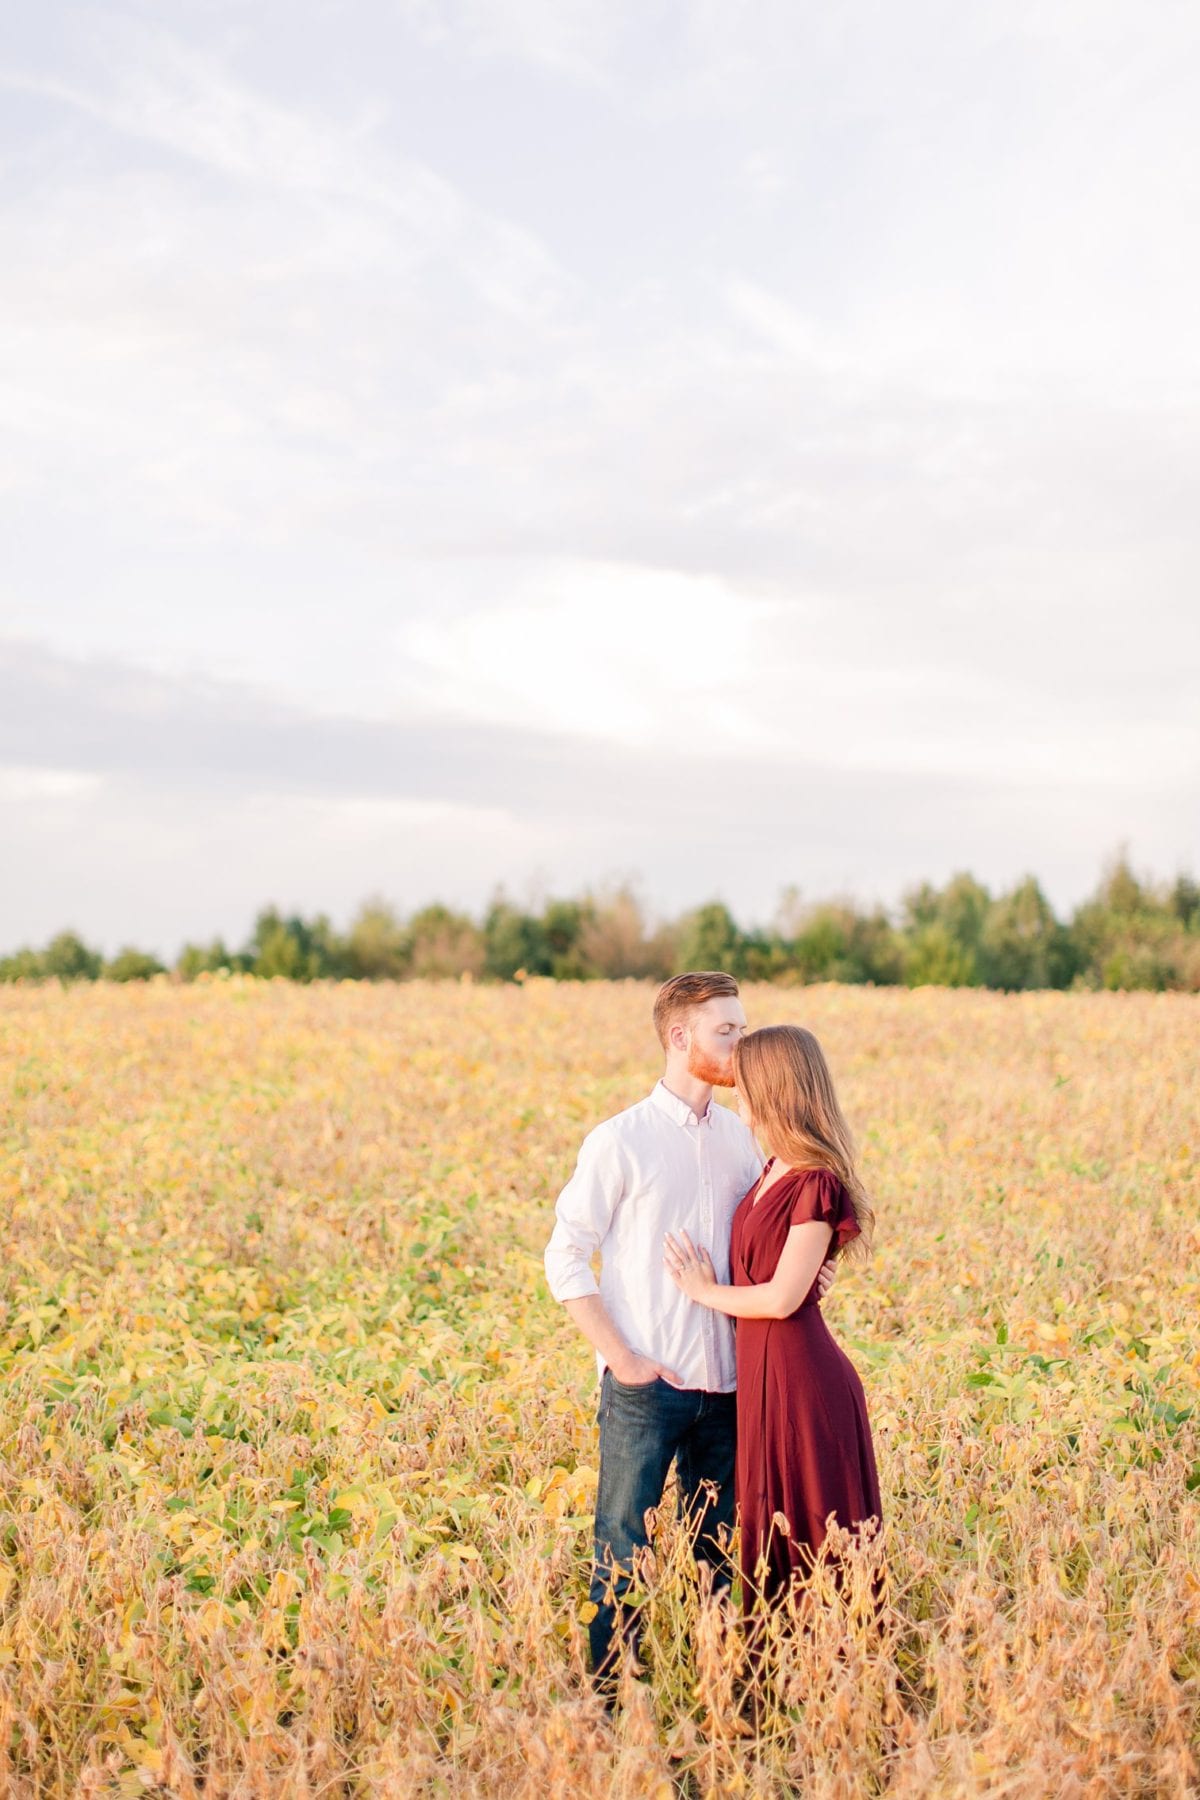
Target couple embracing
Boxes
[543,970,881,1688]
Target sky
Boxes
[2,1,1199,957]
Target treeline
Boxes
[3,856,1199,993]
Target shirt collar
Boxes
[650,1078,713,1128]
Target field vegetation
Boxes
[1,979,1197,1796]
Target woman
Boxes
[663,1024,880,1615]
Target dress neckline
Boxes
[750,1155,798,1209]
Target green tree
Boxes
[407,905,485,980]
[674,901,744,977]
[1092,939,1176,990]
[738,930,793,982]
[345,899,411,980]
[104,947,165,982]
[1169,875,1200,931]
[791,908,853,981]
[0,946,46,982]
[900,881,942,933]
[937,873,990,973]
[898,872,989,984]
[175,939,239,980]
[246,908,348,981]
[1095,850,1146,917]
[978,878,1075,990]
[789,902,904,985]
[482,895,550,980]
[541,898,593,979]
[1068,852,1187,990]
[253,920,307,980]
[41,931,102,982]
[853,909,906,985]
[903,921,977,987]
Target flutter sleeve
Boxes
[788,1169,860,1255]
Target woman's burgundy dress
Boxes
[730,1161,881,1609]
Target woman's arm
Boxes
[664,1223,834,1320]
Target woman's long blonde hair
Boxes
[731,1024,874,1259]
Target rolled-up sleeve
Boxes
[543,1125,625,1303]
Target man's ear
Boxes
[668,1019,690,1054]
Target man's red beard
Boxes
[687,1043,736,1088]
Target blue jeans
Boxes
[589,1369,737,1680]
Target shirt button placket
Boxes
[700,1123,713,1388]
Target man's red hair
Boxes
[652,970,740,1048]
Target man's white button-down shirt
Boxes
[544,1079,764,1392]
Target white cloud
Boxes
[724,279,847,375]
[0,767,103,800]
[392,0,624,87]
[396,561,776,744]
[6,28,568,316]
[0,18,575,544]
[390,556,1199,794]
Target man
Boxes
[543,970,832,1684]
